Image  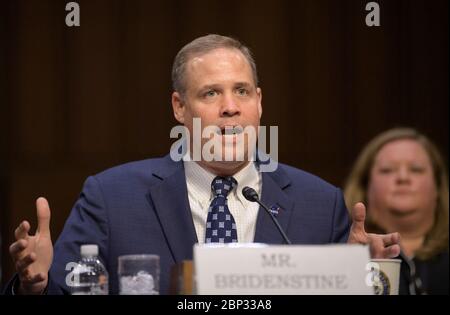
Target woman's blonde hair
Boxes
[344,128,449,260]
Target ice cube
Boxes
[120,271,158,295]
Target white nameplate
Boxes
[194,243,373,295]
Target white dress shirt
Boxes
[184,160,262,244]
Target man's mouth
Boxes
[219,125,244,135]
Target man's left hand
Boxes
[347,202,401,258]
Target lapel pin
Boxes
[269,205,281,216]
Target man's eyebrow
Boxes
[199,84,221,91]
[234,82,253,88]
[198,82,253,92]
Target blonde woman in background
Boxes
[345,128,448,295]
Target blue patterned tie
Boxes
[205,176,238,243]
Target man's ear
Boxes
[172,91,185,124]
[256,87,263,119]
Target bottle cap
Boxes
[81,244,98,257]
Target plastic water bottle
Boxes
[71,244,109,295]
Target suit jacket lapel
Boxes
[147,153,295,259]
[147,156,197,263]
[253,167,294,244]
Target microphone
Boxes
[242,186,292,245]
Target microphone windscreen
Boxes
[242,186,258,202]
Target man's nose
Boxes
[220,94,240,117]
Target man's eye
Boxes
[204,90,217,98]
[236,88,248,96]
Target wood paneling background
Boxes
[1,0,448,288]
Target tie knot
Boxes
[211,176,237,198]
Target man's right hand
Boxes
[9,197,54,294]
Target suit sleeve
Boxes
[330,188,351,243]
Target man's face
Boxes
[172,48,262,172]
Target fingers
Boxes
[368,233,401,259]
[368,235,384,258]
[36,197,51,235]
[13,197,51,239]
[351,202,366,222]
[15,252,47,286]
[15,253,36,273]
[9,239,28,258]
[20,272,46,285]
[350,202,367,234]
[380,233,401,258]
[391,232,400,245]
[14,221,30,241]
[384,244,401,258]
[379,232,401,247]
[372,244,401,259]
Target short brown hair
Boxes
[344,128,449,259]
[171,34,258,96]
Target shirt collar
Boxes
[183,160,260,207]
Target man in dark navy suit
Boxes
[7,34,400,295]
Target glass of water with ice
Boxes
[118,254,160,295]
